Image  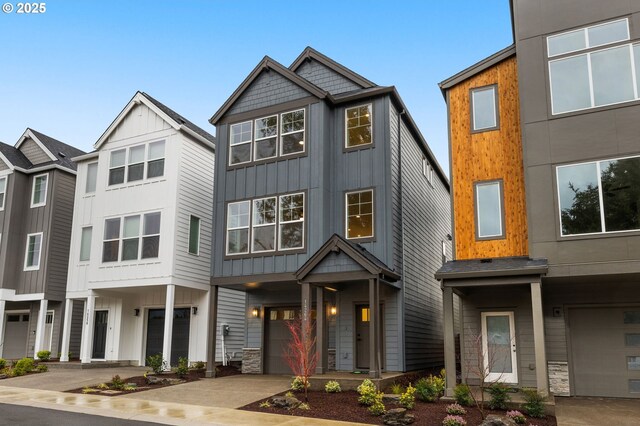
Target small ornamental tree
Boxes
[283,315,318,403]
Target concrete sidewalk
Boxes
[555,396,640,426]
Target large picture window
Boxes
[346,189,374,239]
[345,104,372,147]
[557,155,640,236]
[102,212,161,262]
[475,181,504,239]
[108,141,165,186]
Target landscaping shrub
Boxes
[13,358,35,376]
[390,382,404,394]
[110,375,125,390]
[298,402,311,410]
[357,379,377,406]
[36,350,51,361]
[521,388,545,418]
[291,375,310,391]
[453,383,473,407]
[0,359,6,369]
[367,391,386,416]
[488,383,511,410]
[97,383,110,390]
[324,380,341,393]
[259,401,271,408]
[123,385,137,391]
[415,373,445,402]
[192,361,205,370]
[146,353,166,374]
[506,410,526,424]
[175,357,189,379]
[36,364,48,373]
[442,414,467,426]
[82,387,97,394]
[446,403,467,415]
[399,383,416,409]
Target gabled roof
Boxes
[1,129,85,172]
[29,129,86,171]
[438,44,516,96]
[295,234,400,282]
[0,141,30,169]
[289,46,376,89]
[95,91,216,150]
[209,56,329,125]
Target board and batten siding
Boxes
[19,138,51,165]
[294,60,362,95]
[104,103,172,145]
[448,56,528,260]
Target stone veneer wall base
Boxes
[548,361,570,396]
[242,348,262,374]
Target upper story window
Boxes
[24,232,43,271]
[422,156,434,186]
[547,19,640,114]
[0,176,6,210]
[108,141,165,186]
[31,173,48,208]
[226,192,305,255]
[188,215,200,255]
[229,108,305,167]
[475,180,504,240]
[86,162,98,193]
[102,212,161,262]
[557,155,640,236]
[345,104,372,147]
[471,85,499,132]
[346,189,374,239]
[79,226,92,262]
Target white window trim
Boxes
[253,115,278,161]
[556,154,640,237]
[475,181,504,239]
[44,310,55,352]
[102,217,121,263]
[547,18,630,58]
[101,212,161,263]
[278,192,305,251]
[127,145,147,183]
[146,140,166,179]
[471,85,498,131]
[79,226,92,262]
[345,103,373,148]
[0,176,6,211]
[280,109,305,157]
[30,173,48,208]
[226,201,250,255]
[188,215,201,256]
[108,141,165,187]
[24,232,43,271]
[229,121,253,166]
[251,197,276,253]
[345,189,375,240]
[141,212,161,260]
[422,157,434,186]
[85,162,98,194]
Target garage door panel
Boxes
[3,313,29,359]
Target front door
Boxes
[92,310,108,359]
[145,308,191,366]
[481,311,518,383]
[355,304,370,369]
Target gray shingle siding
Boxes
[295,60,362,95]
[19,139,50,165]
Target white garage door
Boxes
[3,313,29,359]
[570,307,640,398]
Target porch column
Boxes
[0,300,5,358]
[443,286,457,397]
[205,285,219,378]
[369,277,380,379]
[33,299,48,359]
[316,287,328,374]
[81,293,96,363]
[531,281,549,397]
[60,299,73,362]
[162,284,176,370]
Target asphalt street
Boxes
[0,403,164,426]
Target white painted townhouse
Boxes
[60,92,245,368]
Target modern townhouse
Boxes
[61,92,245,369]
[209,47,452,378]
[437,0,640,399]
[0,129,84,360]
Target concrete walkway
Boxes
[556,396,640,426]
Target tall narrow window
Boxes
[31,174,48,207]
[345,104,372,147]
[346,189,374,239]
[280,109,305,155]
[85,162,98,193]
[127,145,145,182]
[471,85,498,132]
[475,181,504,239]
[79,227,92,262]
[254,116,278,160]
[189,215,200,255]
[279,193,304,250]
[102,218,121,262]
[0,176,6,210]
[229,121,252,165]
[252,197,276,253]
[109,149,126,185]
[24,233,43,270]
[147,140,165,178]
[122,215,141,260]
[227,201,250,254]
[142,212,161,259]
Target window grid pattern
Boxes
[108,141,165,186]
[345,104,372,147]
[346,189,374,239]
[102,212,161,262]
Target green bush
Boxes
[191,361,205,370]
[175,357,189,379]
[0,359,6,370]
[324,380,341,393]
[453,383,473,407]
[291,376,310,391]
[146,353,166,374]
[36,350,51,361]
[399,383,416,409]
[415,374,445,402]
[110,375,125,390]
[521,388,545,418]
[367,391,386,416]
[36,364,48,373]
[357,379,377,406]
[488,383,511,410]
[389,382,404,394]
[14,358,35,376]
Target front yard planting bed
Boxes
[241,389,557,426]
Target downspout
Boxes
[397,108,407,372]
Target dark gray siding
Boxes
[228,71,312,116]
[295,60,362,94]
[216,288,246,362]
[1,173,28,291]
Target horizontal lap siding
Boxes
[216,288,246,361]
[19,139,50,165]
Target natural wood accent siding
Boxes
[449,56,528,259]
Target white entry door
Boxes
[481,311,518,383]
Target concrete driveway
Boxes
[556,396,640,426]
[1,367,149,392]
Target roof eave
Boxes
[435,266,548,281]
[289,46,376,88]
[72,151,99,162]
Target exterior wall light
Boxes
[251,307,260,318]
[134,308,140,317]
[192,306,198,315]
[330,306,337,316]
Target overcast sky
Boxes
[0,0,513,173]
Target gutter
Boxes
[435,266,549,281]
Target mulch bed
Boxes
[216,364,242,378]
[241,390,557,426]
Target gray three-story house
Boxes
[0,129,84,360]
[209,47,452,377]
